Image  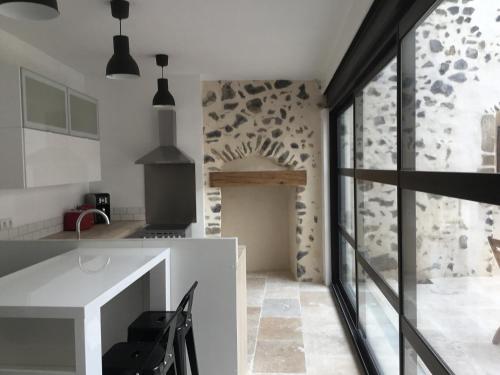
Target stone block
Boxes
[482,154,495,166]
[478,167,496,173]
[481,115,496,152]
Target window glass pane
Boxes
[339,175,355,236]
[359,262,400,375]
[402,0,500,173]
[404,339,432,375]
[356,58,398,170]
[338,105,354,168]
[404,190,500,374]
[357,180,398,292]
[340,234,356,305]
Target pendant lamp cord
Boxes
[119,19,122,35]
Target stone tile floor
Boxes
[247,271,363,375]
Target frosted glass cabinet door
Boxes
[69,89,99,139]
[21,69,68,134]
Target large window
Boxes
[331,1,500,374]
[356,57,398,170]
[340,235,356,305]
[335,56,400,373]
[405,192,500,374]
[339,105,354,169]
[357,180,398,293]
[358,262,400,375]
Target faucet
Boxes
[76,209,110,240]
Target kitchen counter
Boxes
[0,247,170,375]
[0,247,169,318]
[44,220,145,240]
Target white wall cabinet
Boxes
[0,128,101,189]
[0,62,101,189]
[24,128,101,188]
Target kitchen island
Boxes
[0,237,241,375]
[0,247,170,375]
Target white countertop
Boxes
[0,247,169,319]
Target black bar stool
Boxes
[102,301,182,375]
[128,281,199,375]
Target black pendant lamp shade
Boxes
[153,54,175,110]
[106,35,140,79]
[106,0,140,79]
[0,0,59,20]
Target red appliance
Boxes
[64,208,94,231]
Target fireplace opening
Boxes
[222,185,295,272]
[219,156,298,274]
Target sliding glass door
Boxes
[335,56,401,374]
[331,0,500,374]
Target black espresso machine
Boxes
[85,193,111,224]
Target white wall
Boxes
[0,29,89,227]
[0,28,205,234]
[319,0,373,91]
[87,74,205,237]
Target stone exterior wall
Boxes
[414,0,500,281]
[202,80,324,282]
[355,58,399,285]
[413,0,500,173]
[356,57,398,170]
[358,0,500,282]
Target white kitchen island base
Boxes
[0,248,170,375]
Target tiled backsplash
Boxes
[111,207,145,222]
[0,207,145,241]
[0,217,63,241]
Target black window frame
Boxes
[327,0,500,374]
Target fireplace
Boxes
[215,157,299,273]
[202,80,324,281]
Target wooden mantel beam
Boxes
[209,170,307,187]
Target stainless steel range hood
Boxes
[135,110,196,226]
[135,111,193,165]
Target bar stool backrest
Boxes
[142,303,183,373]
[179,281,198,315]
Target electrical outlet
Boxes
[0,218,13,231]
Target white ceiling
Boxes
[0,0,373,83]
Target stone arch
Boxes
[205,138,310,279]
[202,80,324,281]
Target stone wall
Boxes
[414,0,500,280]
[202,80,324,282]
[358,0,500,282]
[355,58,399,285]
[413,0,500,172]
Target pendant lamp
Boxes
[0,0,59,20]
[106,0,140,79]
[152,54,175,110]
